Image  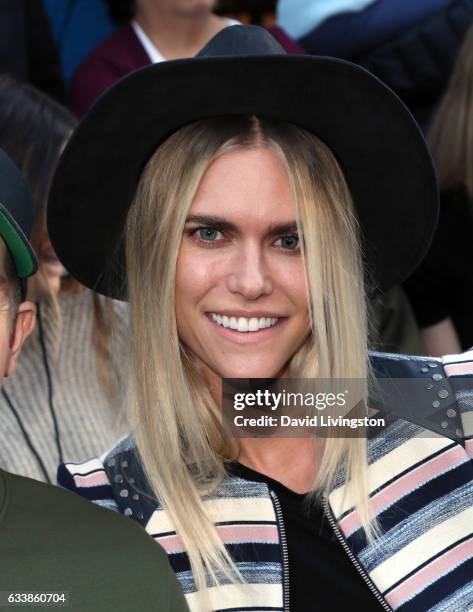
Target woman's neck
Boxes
[135,5,228,60]
[237,436,322,494]
[202,368,318,493]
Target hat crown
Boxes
[197,25,286,59]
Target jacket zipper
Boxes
[270,490,290,612]
[323,497,392,611]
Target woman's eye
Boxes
[196,228,223,242]
[274,234,300,250]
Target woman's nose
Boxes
[225,243,273,299]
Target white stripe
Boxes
[146,497,276,535]
[370,507,473,592]
[64,458,104,476]
[329,432,452,517]
[442,351,473,365]
[185,582,282,611]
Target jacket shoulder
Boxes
[369,350,472,445]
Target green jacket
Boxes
[0,469,188,611]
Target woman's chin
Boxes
[219,363,283,380]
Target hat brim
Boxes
[48,55,438,300]
[0,204,38,283]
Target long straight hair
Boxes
[429,24,473,196]
[125,116,372,599]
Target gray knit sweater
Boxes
[0,289,129,482]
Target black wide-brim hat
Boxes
[48,25,438,300]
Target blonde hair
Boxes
[125,116,373,600]
[429,24,473,196]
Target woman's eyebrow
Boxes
[185,215,300,237]
[266,222,299,238]
[185,215,236,231]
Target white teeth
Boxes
[248,317,259,332]
[210,313,279,332]
[237,317,248,332]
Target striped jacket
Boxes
[58,351,473,611]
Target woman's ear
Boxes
[5,301,36,377]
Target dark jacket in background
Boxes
[0,0,65,103]
[298,0,473,129]
[404,186,473,350]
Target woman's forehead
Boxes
[188,146,297,225]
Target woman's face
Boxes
[175,146,311,385]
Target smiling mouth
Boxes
[209,312,279,332]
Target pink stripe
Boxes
[155,534,185,554]
[387,538,473,609]
[339,446,467,536]
[444,362,473,376]
[73,471,110,488]
[216,524,279,543]
[156,524,279,554]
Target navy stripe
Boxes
[397,557,473,612]
[152,520,277,539]
[384,533,473,596]
[72,484,114,501]
[347,461,472,550]
[376,461,472,532]
[169,543,282,574]
[337,442,457,522]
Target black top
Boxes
[227,462,383,611]
[404,185,473,349]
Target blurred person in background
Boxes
[44,0,301,97]
[277,0,473,130]
[404,24,473,354]
[70,0,241,116]
[0,0,64,102]
[42,0,116,89]
[0,75,128,483]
